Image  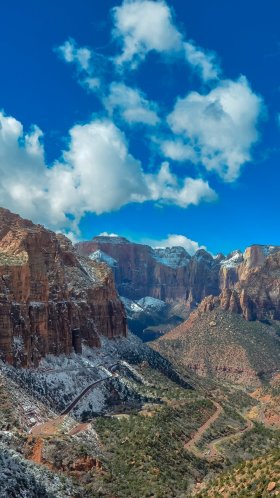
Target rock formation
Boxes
[76,236,221,306]
[204,245,280,320]
[77,237,280,323]
[0,208,126,367]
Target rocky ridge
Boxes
[77,236,193,302]
[201,245,280,321]
[152,308,280,386]
[0,208,126,367]
[77,237,280,322]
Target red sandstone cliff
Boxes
[202,245,280,320]
[76,237,221,305]
[77,238,280,323]
[0,209,126,367]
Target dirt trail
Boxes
[184,398,255,461]
[184,401,223,452]
[31,415,66,436]
[69,423,90,436]
[29,437,44,464]
[206,416,254,458]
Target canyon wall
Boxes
[201,245,280,320]
[0,209,126,367]
[76,237,222,305]
[77,237,280,322]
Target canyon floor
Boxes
[0,331,279,498]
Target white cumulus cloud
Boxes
[0,112,216,232]
[0,112,52,225]
[147,233,206,255]
[166,76,264,181]
[112,0,220,82]
[99,232,120,237]
[57,39,92,72]
[104,82,159,125]
[146,162,216,207]
[112,0,183,68]
[56,39,101,91]
[184,41,220,82]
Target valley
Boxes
[0,208,279,497]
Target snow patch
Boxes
[137,296,167,312]
[220,250,243,268]
[152,246,190,268]
[261,245,278,257]
[120,296,142,313]
[89,250,118,267]
[121,296,167,314]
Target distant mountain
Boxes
[121,295,189,341]
[76,237,280,346]
[76,235,195,302]
[77,237,280,318]
[152,245,280,387]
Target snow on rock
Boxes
[1,354,105,414]
[152,246,191,268]
[120,296,143,314]
[0,444,74,498]
[71,384,107,419]
[1,331,191,427]
[92,235,130,245]
[137,297,167,312]
[12,336,24,352]
[259,245,278,257]
[121,296,167,317]
[220,250,244,269]
[89,250,118,268]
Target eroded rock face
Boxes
[185,250,222,308]
[0,209,126,367]
[204,245,280,320]
[77,236,280,323]
[76,237,221,306]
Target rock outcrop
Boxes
[203,245,280,320]
[76,236,221,306]
[0,208,126,367]
[77,238,280,323]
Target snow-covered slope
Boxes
[137,296,167,312]
[152,246,191,268]
[220,250,244,269]
[89,249,118,267]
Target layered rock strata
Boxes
[77,238,280,322]
[76,237,222,305]
[0,209,126,367]
[203,245,280,320]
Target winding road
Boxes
[184,398,255,461]
[60,374,113,415]
[31,364,119,436]
[184,400,223,453]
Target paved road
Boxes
[60,375,113,415]
[31,363,119,435]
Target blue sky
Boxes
[0,0,280,254]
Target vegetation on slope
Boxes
[196,448,280,497]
